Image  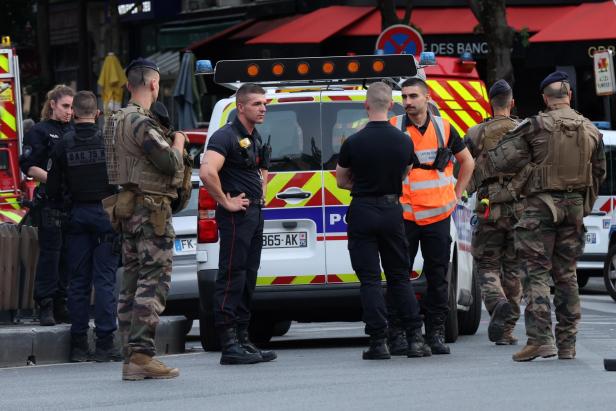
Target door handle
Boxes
[276,192,310,199]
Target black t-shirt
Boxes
[402,115,466,154]
[338,121,414,197]
[206,117,264,199]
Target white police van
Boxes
[195,55,483,350]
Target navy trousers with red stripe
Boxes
[213,204,264,329]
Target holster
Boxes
[138,195,171,236]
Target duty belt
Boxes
[352,194,400,205]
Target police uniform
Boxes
[206,116,278,364]
[465,80,523,345]
[19,118,73,324]
[489,71,607,361]
[104,59,184,379]
[338,120,429,360]
[46,121,120,361]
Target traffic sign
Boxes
[594,50,616,96]
[375,24,424,57]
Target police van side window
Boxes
[599,145,616,196]
[321,102,405,170]
[228,103,321,172]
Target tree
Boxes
[378,0,414,31]
[469,0,514,86]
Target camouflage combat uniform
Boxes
[465,115,523,343]
[104,102,184,359]
[489,106,605,355]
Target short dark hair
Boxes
[491,91,512,110]
[400,77,429,93]
[127,67,159,88]
[236,83,266,105]
[72,91,98,118]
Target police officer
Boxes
[200,83,276,365]
[19,84,74,326]
[390,77,475,355]
[106,58,184,380]
[465,80,524,345]
[489,71,606,361]
[336,82,430,360]
[47,91,121,362]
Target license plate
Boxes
[585,233,597,244]
[174,237,197,255]
[262,232,307,249]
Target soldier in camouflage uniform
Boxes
[465,80,523,345]
[103,59,185,380]
[488,72,606,362]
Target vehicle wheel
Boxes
[444,261,459,343]
[272,320,292,337]
[457,265,482,336]
[576,272,589,288]
[603,245,616,302]
[249,317,275,345]
[199,311,221,351]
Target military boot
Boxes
[38,298,56,326]
[93,334,123,362]
[488,300,512,343]
[70,334,91,362]
[427,325,450,355]
[512,344,557,362]
[558,346,576,360]
[122,353,180,381]
[362,336,391,360]
[387,326,408,356]
[237,324,277,362]
[406,327,432,358]
[219,327,262,365]
[495,327,518,346]
[53,297,71,324]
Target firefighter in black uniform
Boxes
[200,83,276,365]
[19,84,74,326]
[46,91,121,362]
[336,82,431,360]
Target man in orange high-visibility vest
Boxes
[389,77,474,355]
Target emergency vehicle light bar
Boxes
[210,55,417,86]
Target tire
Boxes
[457,265,482,336]
[576,272,589,288]
[444,261,459,343]
[199,311,221,351]
[603,244,616,302]
[272,320,292,337]
[249,317,275,344]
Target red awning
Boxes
[530,1,616,43]
[342,6,578,36]
[246,6,374,44]
[228,16,299,40]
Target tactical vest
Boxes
[391,114,457,225]
[103,104,182,198]
[526,108,594,194]
[63,129,115,202]
[471,117,517,193]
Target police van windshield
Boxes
[227,102,404,172]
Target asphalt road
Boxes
[2,278,616,411]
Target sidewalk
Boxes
[0,316,188,368]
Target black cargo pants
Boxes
[347,195,423,338]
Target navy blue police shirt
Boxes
[338,121,414,197]
[206,117,265,200]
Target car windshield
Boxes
[226,101,404,172]
[600,144,616,196]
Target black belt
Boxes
[352,194,399,205]
[247,198,265,207]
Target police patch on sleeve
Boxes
[146,127,170,149]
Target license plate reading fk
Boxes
[263,232,307,249]
[174,237,196,255]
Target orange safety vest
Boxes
[390,114,457,226]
